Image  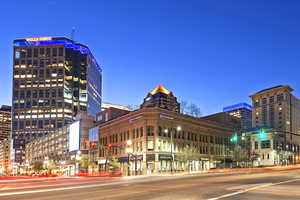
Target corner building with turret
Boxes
[97,86,234,175]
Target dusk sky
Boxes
[1,0,300,115]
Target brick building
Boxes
[97,86,234,175]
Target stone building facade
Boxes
[97,86,234,175]
[98,107,233,175]
[250,85,300,133]
[247,128,300,166]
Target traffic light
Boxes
[230,135,238,143]
[258,129,266,140]
[107,143,113,148]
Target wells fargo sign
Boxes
[25,37,52,42]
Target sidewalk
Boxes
[2,164,300,182]
[123,164,300,178]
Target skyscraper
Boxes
[12,37,102,163]
[0,105,11,173]
[250,85,300,133]
[0,105,11,140]
[223,103,252,130]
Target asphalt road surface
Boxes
[1,168,300,200]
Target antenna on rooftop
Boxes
[71,27,75,41]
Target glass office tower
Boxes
[12,37,102,164]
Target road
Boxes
[0,168,300,200]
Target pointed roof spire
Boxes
[150,85,171,95]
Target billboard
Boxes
[68,121,80,152]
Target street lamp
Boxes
[177,126,182,132]
[164,129,168,134]
[165,126,181,174]
[173,126,181,172]
[75,151,82,174]
[126,140,132,146]
[126,140,133,176]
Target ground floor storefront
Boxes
[252,150,300,167]
[98,153,227,175]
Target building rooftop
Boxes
[251,85,294,96]
[101,103,130,111]
[223,103,252,112]
[0,105,11,112]
[13,36,101,72]
[150,85,171,96]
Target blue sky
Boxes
[1,0,300,115]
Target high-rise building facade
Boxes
[250,85,300,133]
[12,37,102,163]
[0,105,11,173]
[0,105,11,140]
[223,103,252,130]
[201,112,241,130]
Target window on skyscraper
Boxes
[59,47,63,56]
[33,48,38,57]
[52,48,57,56]
[27,49,32,57]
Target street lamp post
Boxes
[126,140,133,176]
[175,126,181,172]
[165,126,181,174]
[170,128,173,173]
[76,151,81,174]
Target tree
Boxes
[180,101,201,117]
[33,161,44,172]
[187,103,201,117]
[109,157,120,170]
[180,101,188,114]
[45,160,58,174]
[177,144,200,171]
[232,144,249,167]
[127,104,139,111]
[80,156,93,173]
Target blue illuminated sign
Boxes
[14,39,102,72]
[223,103,252,112]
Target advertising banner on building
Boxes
[68,121,80,152]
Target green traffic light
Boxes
[259,129,266,140]
[230,135,238,143]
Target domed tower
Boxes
[141,85,180,113]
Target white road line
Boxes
[0,179,113,191]
[0,177,80,183]
[207,179,300,200]
[0,182,118,197]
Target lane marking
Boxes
[207,179,300,200]
[0,182,119,196]
[0,179,115,191]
